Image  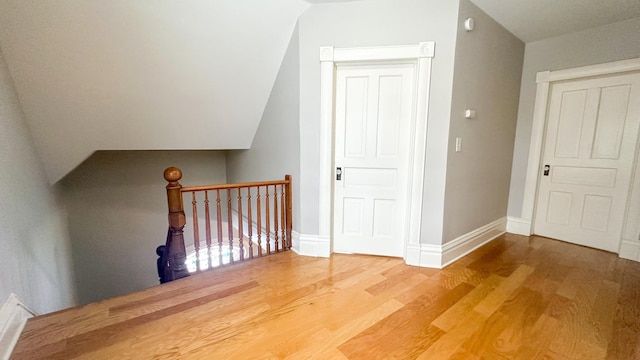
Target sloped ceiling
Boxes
[0,0,309,183]
[1,0,638,183]
[469,0,640,42]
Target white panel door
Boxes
[333,63,415,256]
[534,72,640,252]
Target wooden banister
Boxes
[158,167,293,283]
[160,167,190,283]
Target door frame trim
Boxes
[318,42,435,261]
[520,58,640,255]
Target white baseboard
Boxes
[290,219,640,265]
[506,217,532,236]
[405,243,442,268]
[0,294,36,360]
[504,217,640,263]
[291,231,331,258]
[441,217,507,266]
[407,217,507,269]
[404,243,422,267]
[290,218,507,267]
[619,239,640,262]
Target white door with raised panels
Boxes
[534,72,640,252]
[333,63,415,257]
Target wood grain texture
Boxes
[11,234,640,359]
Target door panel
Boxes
[554,90,587,158]
[333,63,415,256]
[592,85,630,159]
[534,72,640,252]
[546,191,572,225]
[551,166,617,187]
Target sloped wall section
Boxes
[0,45,77,314]
[0,0,309,184]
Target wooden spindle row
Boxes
[180,180,292,273]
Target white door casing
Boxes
[318,43,435,261]
[534,73,640,252]
[333,64,415,256]
[520,58,640,258]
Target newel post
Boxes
[164,167,190,282]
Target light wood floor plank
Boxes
[11,234,640,359]
[431,274,503,332]
[473,264,534,317]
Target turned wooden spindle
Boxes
[257,187,263,257]
[191,192,200,272]
[163,167,190,282]
[285,175,292,249]
[227,189,234,264]
[280,184,286,251]
[237,188,245,261]
[204,191,212,269]
[265,186,271,255]
[247,189,254,259]
[216,190,223,265]
[273,185,280,253]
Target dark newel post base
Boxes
[156,245,167,284]
[169,228,190,280]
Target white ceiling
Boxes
[469,0,640,42]
[304,0,640,42]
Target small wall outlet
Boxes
[455,137,462,152]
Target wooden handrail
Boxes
[158,167,293,283]
[181,179,290,193]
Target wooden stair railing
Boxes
[157,167,293,283]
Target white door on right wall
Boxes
[534,72,640,252]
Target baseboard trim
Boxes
[291,231,331,258]
[506,217,532,236]
[409,217,507,268]
[619,239,640,262]
[441,217,507,267]
[0,294,36,360]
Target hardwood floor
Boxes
[11,234,640,359]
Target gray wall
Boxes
[297,0,460,244]
[226,26,301,231]
[0,46,77,314]
[508,17,640,218]
[443,0,524,241]
[62,151,226,305]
